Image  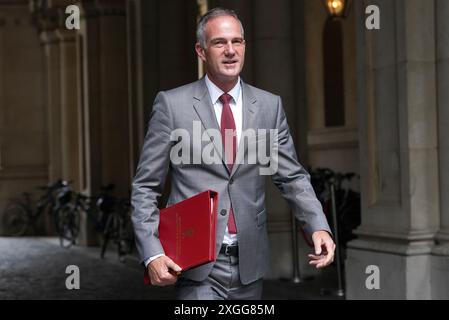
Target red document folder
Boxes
[144,190,218,285]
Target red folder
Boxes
[144,190,218,285]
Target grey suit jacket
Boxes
[131,78,331,285]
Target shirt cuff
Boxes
[144,254,165,268]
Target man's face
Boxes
[196,16,246,84]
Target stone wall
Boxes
[0,2,48,234]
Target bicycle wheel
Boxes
[2,203,29,236]
[100,214,114,259]
[56,205,80,248]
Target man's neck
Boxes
[206,74,239,93]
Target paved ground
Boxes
[0,237,344,300]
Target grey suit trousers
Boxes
[175,252,263,300]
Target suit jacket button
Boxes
[229,178,234,185]
[220,209,227,216]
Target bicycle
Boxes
[54,184,80,248]
[56,184,117,248]
[100,197,134,262]
[2,180,71,236]
[308,167,361,249]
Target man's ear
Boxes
[195,42,206,62]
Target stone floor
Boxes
[0,237,344,300]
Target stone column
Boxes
[431,0,449,299]
[346,0,439,299]
[126,0,197,176]
[76,1,99,246]
[79,1,100,200]
[40,30,63,185]
[138,0,160,131]
[291,0,308,163]
[96,1,130,197]
[56,29,81,190]
[79,0,131,200]
[434,0,449,246]
[126,0,144,178]
[0,3,48,234]
[31,0,79,233]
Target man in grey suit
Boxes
[131,7,335,300]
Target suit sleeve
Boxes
[270,96,332,236]
[131,92,173,264]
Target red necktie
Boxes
[219,93,237,234]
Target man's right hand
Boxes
[147,255,182,286]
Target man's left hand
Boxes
[308,231,336,269]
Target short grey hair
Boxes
[196,7,245,48]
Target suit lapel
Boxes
[192,78,229,173]
[230,81,257,178]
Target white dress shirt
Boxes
[204,74,242,247]
[145,75,242,268]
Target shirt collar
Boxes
[205,74,241,105]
